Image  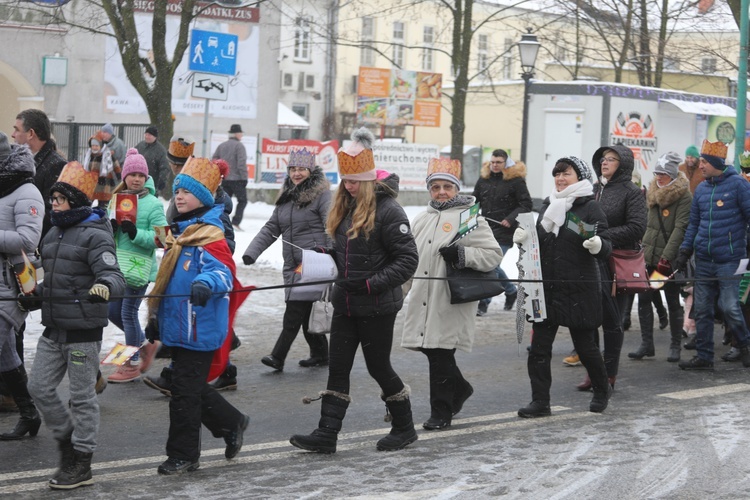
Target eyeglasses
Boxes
[49,195,68,205]
[600,157,619,164]
[287,167,309,173]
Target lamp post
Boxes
[518,29,540,163]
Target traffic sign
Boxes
[188,29,238,76]
[191,72,229,101]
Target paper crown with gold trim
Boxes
[52,161,98,203]
[426,157,462,189]
[167,136,195,165]
[173,156,221,208]
[288,148,316,170]
[338,127,376,181]
[701,139,728,160]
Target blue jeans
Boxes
[108,285,148,361]
[693,259,750,361]
[480,244,516,307]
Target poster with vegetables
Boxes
[357,66,441,127]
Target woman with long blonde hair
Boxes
[290,128,419,454]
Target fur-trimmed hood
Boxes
[0,144,36,175]
[275,167,330,208]
[646,173,690,208]
[480,161,526,180]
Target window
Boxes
[555,41,567,63]
[306,74,315,89]
[422,26,434,72]
[393,21,405,68]
[701,57,717,73]
[282,73,293,88]
[663,57,679,71]
[502,37,513,80]
[361,17,375,67]
[292,103,309,121]
[294,17,311,61]
[477,34,488,74]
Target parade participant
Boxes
[472,149,531,315]
[83,132,121,205]
[628,152,691,362]
[106,149,167,382]
[290,128,419,453]
[0,134,45,440]
[25,162,125,489]
[145,157,249,474]
[515,156,612,417]
[243,148,330,371]
[402,157,502,429]
[213,124,248,229]
[675,140,750,370]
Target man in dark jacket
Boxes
[135,126,169,197]
[675,141,750,370]
[12,109,67,238]
[472,149,532,315]
[213,124,248,229]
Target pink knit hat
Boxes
[122,148,149,179]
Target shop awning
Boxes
[278,102,310,129]
[660,98,736,117]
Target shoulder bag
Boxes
[609,246,649,295]
[446,264,504,305]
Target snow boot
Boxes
[49,449,93,490]
[0,366,41,440]
[290,391,350,454]
[377,386,418,451]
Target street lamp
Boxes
[517,29,540,163]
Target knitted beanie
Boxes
[122,148,149,179]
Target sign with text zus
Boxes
[189,29,238,76]
[191,72,229,101]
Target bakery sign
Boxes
[356,67,442,128]
[609,111,657,171]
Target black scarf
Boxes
[430,194,474,211]
[0,173,34,198]
[50,206,94,229]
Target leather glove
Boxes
[110,219,119,235]
[88,284,110,303]
[18,291,41,312]
[582,235,603,255]
[657,258,673,276]
[242,254,255,265]
[120,220,138,240]
[190,281,212,307]
[513,228,528,245]
[338,278,370,295]
[674,248,692,272]
[438,245,460,265]
[145,318,160,344]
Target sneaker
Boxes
[678,356,714,371]
[517,400,551,418]
[157,457,200,475]
[299,356,328,368]
[209,375,237,391]
[95,371,107,395]
[422,416,451,430]
[721,347,741,362]
[563,351,581,366]
[143,368,172,397]
[107,363,140,383]
[504,292,517,311]
[139,342,158,374]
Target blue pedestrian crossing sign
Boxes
[189,29,238,76]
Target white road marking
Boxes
[657,383,750,400]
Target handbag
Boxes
[307,286,333,335]
[609,247,649,295]
[446,264,504,305]
[117,247,154,288]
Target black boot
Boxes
[299,332,329,367]
[48,449,93,490]
[452,380,474,417]
[224,414,250,459]
[143,366,173,397]
[52,435,76,482]
[590,385,612,413]
[290,391,350,454]
[209,364,237,391]
[518,400,551,418]
[0,366,41,440]
[627,342,655,359]
[377,386,418,451]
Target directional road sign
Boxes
[188,29,238,76]
[191,72,229,101]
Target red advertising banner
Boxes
[261,139,340,184]
[356,67,441,127]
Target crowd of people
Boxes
[3,109,750,490]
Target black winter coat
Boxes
[592,145,647,250]
[330,173,418,317]
[537,196,612,329]
[33,140,67,238]
[472,162,532,246]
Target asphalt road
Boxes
[2,267,750,499]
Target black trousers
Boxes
[595,260,626,377]
[528,319,609,402]
[272,301,329,361]
[420,348,470,420]
[222,180,248,225]
[326,312,404,398]
[167,347,244,462]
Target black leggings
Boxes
[326,312,404,398]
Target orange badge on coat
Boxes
[662,209,669,217]
[442,223,452,232]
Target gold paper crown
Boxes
[57,162,97,200]
[337,149,375,176]
[701,139,728,159]
[289,148,316,169]
[168,137,195,161]
[427,157,462,180]
[181,156,221,194]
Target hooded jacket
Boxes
[681,166,750,263]
[0,146,45,331]
[330,173,419,317]
[643,174,692,268]
[243,167,331,301]
[472,161,532,246]
[591,145,647,250]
